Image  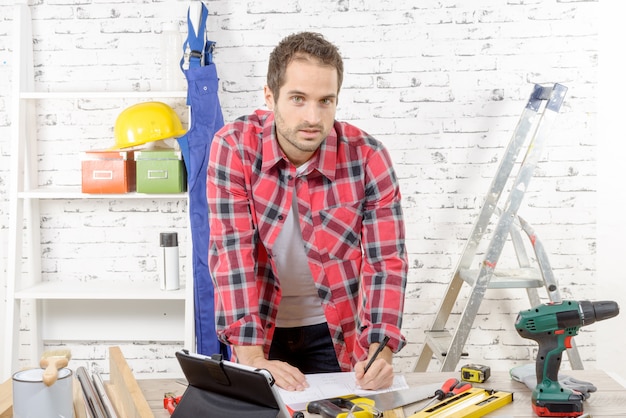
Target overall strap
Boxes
[181,2,213,70]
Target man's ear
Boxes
[264,85,275,110]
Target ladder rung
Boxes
[423,330,468,360]
[459,268,544,289]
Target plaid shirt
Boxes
[207,109,407,371]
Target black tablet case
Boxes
[172,350,288,418]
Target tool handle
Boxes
[307,399,344,418]
[536,336,563,385]
[287,405,305,418]
[41,356,69,386]
[419,378,462,412]
[437,378,459,399]
[164,398,176,415]
[449,381,472,397]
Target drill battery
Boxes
[461,363,491,383]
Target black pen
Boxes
[363,335,390,374]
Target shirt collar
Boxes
[261,112,283,171]
[260,112,338,181]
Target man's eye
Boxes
[292,96,303,103]
[321,98,332,105]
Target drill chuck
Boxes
[579,300,620,325]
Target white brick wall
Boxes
[0,0,601,378]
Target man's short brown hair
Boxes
[267,32,344,100]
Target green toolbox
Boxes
[135,149,187,194]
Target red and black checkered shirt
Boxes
[207,109,407,371]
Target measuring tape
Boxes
[460,363,491,383]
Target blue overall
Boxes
[177,3,228,358]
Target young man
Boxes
[207,32,408,392]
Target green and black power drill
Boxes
[515,300,620,417]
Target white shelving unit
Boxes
[4,3,195,380]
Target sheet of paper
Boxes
[276,372,409,410]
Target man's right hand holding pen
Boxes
[354,336,394,390]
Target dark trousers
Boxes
[268,323,341,374]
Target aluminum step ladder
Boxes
[414,83,584,372]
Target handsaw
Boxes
[358,382,442,412]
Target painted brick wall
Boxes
[0,0,598,378]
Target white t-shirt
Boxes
[273,164,326,328]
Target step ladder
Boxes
[414,83,584,372]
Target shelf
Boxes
[4,4,195,379]
[20,91,187,100]
[14,281,186,300]
[18,187,188,200]
[41,299,185,341]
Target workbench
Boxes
[139,369,626,417]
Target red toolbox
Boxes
[81,150,136,194]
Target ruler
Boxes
[408,387,513,418]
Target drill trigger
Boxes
[564,335,573,349]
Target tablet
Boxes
[174,350,292,418]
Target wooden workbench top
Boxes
[138,369,626,417]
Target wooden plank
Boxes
[108,346,154,418]
[384,407,406,418]
[0,377,12,418]
[105,381,123,417]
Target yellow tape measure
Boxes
[461,363,491,383]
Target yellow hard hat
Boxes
[113,101,186,149]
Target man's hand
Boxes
[354,344,394,390]
[234,345,309,391]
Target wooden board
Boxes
[384,407,406,418]
[0,377,12,418]
[108,346,155,418]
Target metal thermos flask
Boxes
[159,232,179,290]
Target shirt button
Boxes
[278,214,283,220]
[266,323,273,329]
[288,175,293,180]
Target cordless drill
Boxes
[515,300,620,417]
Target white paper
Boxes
[276,372,409,410]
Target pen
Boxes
[363,335,390,374]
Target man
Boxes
[207,32,407,392]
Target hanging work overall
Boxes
[178,2,228,357]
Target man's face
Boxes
[264,57,338,166]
